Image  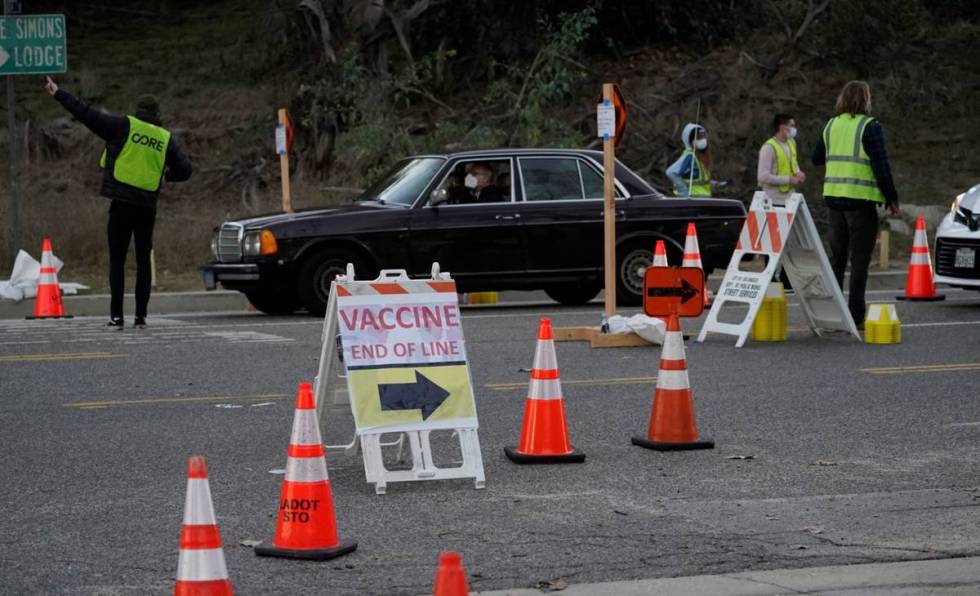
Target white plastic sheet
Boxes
[0,249,88,302]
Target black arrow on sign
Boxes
[378,371,451,420]
[646,278,699,303]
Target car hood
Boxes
[229,201,393,230]
[959,183,980,212]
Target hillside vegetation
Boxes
[1,0,978,289]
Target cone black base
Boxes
[25,315,74,320]
[504,446,585,464]
[631,436,714,451]
[255,539,356,560]
[896,295,945,302]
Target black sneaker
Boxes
[133,317,147,329]
[106,317,124,330]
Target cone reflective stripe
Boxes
[898,217,944,301]
[27,238,72,320]
[433,551,469,596]
[632,313,714,451]
[175,456,233,596]
[505,318,585,464]
[255,382,356,561]
[682,223,711,306]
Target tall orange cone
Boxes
[255,382,356,560]
[682,223,711,307]
[504,318,585,464]
[897,217,945,302]
[433,551,469,596]
[632,312,714,451]
[175,456,233,596]
[26,238,72,320]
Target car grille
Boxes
[216,223,244,263]
[936,237,980,280]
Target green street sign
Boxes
[0,14,66,75]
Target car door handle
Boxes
[495,214,521,220]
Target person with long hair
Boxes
[665,123,722,197]
[812,80,899,327]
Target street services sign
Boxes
[0,14,66,75]
[336,278,478,434]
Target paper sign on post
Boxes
[597,102,615,139]
[275,125,287,155]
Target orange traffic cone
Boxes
[504,318,585,464]
[682,223,711,307]
[26,238,72,320]
[897,217,945,302]
[632,312,714,451]
[255,382,356,560]
[433,551,469,596]
[175,456,233,596]
[653,239,668,268]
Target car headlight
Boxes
[210,233,219,260]
[243,229,278,256]
[950,193,963,215]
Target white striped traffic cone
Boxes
[26,238,72,319]
[504,318,585,464]
[897,217,944,301]
[175,456,233,596]
[682,223,711,306]
[632,312,714,451]
[255,382,357,560]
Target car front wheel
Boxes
[545,283,601,306]
[244,290,300,315]
[297,248,366,316]
[616,243,656,307]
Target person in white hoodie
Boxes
[665,123,720,197]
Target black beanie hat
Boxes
[135,94,161,124]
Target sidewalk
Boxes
[473,556,980,595]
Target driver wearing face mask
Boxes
[461,162,504,204]
[665,123,718,197]
[758,113,805,202]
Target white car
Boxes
[935,183,980,290]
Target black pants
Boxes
[828,202,878,324]
[107,201,156,319]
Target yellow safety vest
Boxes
[673,149,711,197]
[759,137,798,193]
[99,116,171,192]
[821,114,884,203]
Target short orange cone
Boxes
[26,238,72,319]
[433,551,469,596]
[504,318,585,464]
[255,382,356,560]
[175,456,233,596]
[897,217,945,302]
[652,239,668,268]
[632,312,714,451]
[682,223,711,307]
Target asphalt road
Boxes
[1,285,979,594]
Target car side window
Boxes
[520,158,583,202]
[580,161,624,199]
[430,159,512,205]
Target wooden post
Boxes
[879,229,890,269]
[602,83,616,317]
[277,108,293,213]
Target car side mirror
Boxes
[429,188,448,206]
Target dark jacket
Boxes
[812,118,898,210]
[54,89,192,210]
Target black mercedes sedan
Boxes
[201,149,746,315]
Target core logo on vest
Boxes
[130,132,165,152]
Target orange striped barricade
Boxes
[696,192,860,347]
[313,263,485,495]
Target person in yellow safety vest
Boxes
[45,76,192,330]
[757,113,806,202]
[665,123,725,197]
[812,80,900,328]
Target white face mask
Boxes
[694,138,708,150]
[788,126,798,139]
[464,174,478,189]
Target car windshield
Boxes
[358,157,445,206]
